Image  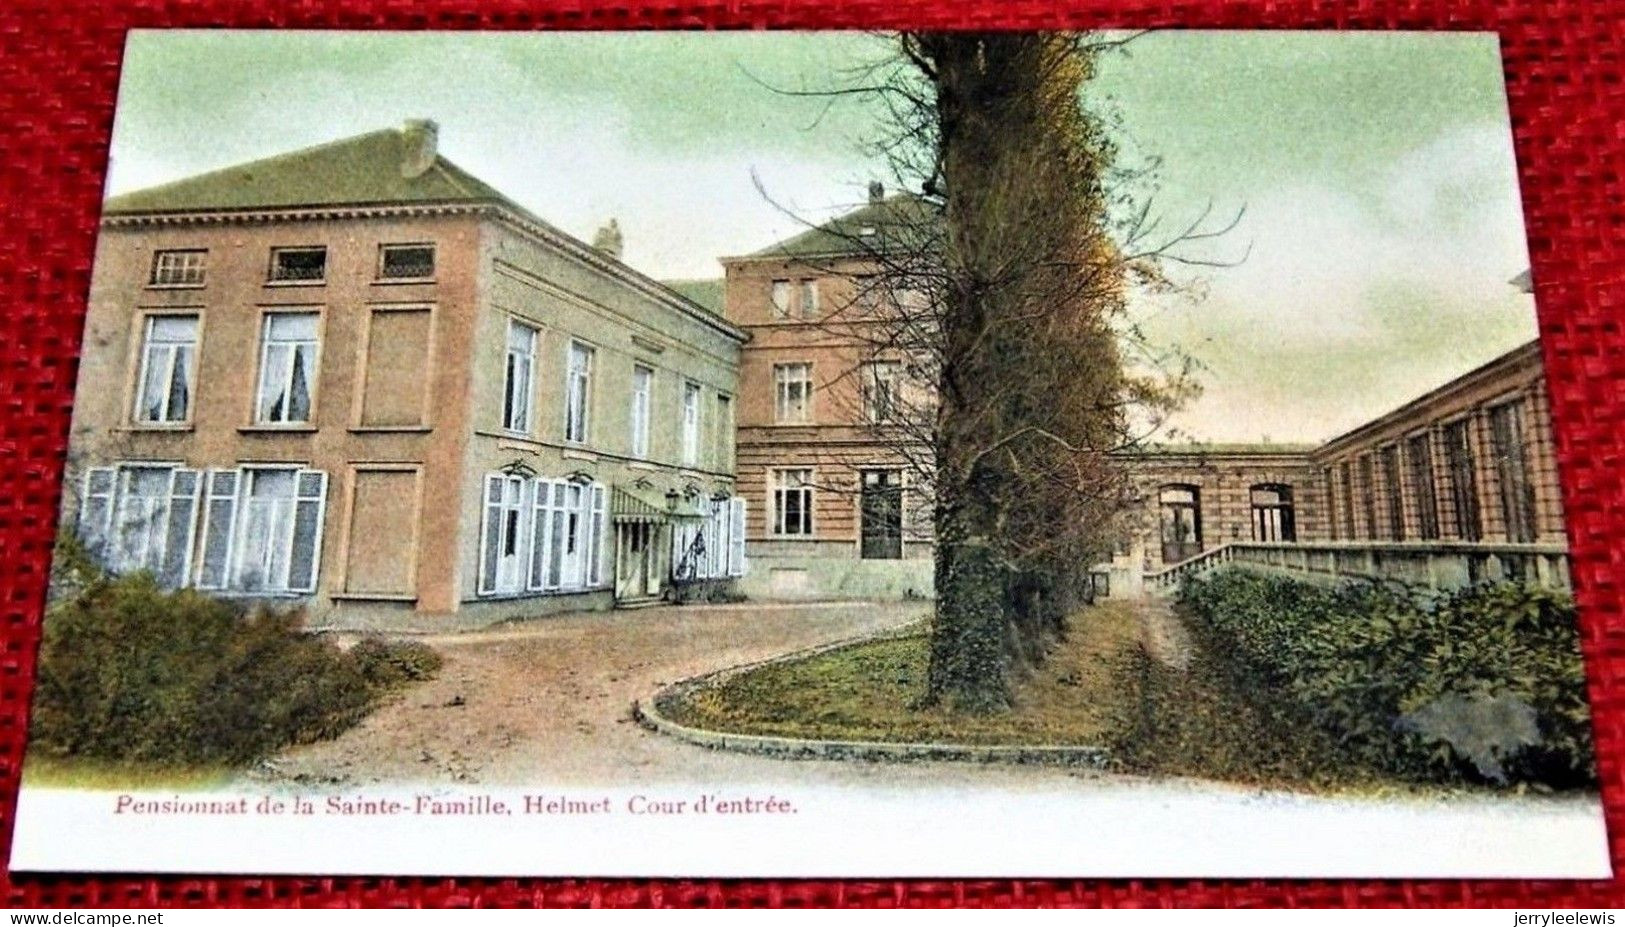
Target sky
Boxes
[106,30,1539,444]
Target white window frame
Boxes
[630,365,653,459]
[728,497,748,577]
[771,468,815,537]
[81,463,202,588]
[478,473,530,597]
[255,311,321,425]
[227,466,327,594]
[681,381,702,466]
[503,319,537,433]
[774,363,812,424]
[133,313,199,425]
[149,249,207,288]
[481,473,607,598]
[565,341,594,444]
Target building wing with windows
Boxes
[1110,341,1566,597]
[715,181,1562,602]
[66,120,749,627]
[717,184,936,601]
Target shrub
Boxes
[1177,568,1595,789]
[31,569,438,767]
[350,637,444,689]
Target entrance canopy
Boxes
[611,486,706,524]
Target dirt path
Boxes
[253,601,926,787]
[1139,598,1194,671]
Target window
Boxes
[77,464,201,588]
[1249,484,1296,542]
[862,361,902,423]
[565,341,594,443]
[772,468,815,536]
[379,243,435,280]
[484,474,607,597]
[799,280,819,318]
[1490,401,1539,542]
[681,381,702,466]
[1157,484,1202,564]
[1443,419,1482,541]
[479,474,529,596]
[503,320,536,433]
[1359,455,1378,539]
[191,466,327,594]
[1407,432,1441,540]
[1323,467,1338,540]
[256,312,319,424]
[1339,461,1356,540]
[675,496,747,580]
[268,246,327,283]
[1380,445,1405,541]
[770,280,791,320]
[150,249,206,287]
[630,365,653,458]
[860,470,904,559]
[134,314,198,424]
[714,394,733,468]
[774,363,812,423]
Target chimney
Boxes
[591,218,624,261]
[400,119,438,178]
[868,180,885,205]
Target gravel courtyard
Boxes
[257,600,930,787]
[228,598,1608,877]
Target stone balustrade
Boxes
[1143,540,1571,596]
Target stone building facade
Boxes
[65,121,748,628]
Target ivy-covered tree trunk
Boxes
[912,32,1126,711]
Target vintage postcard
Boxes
[9,29,1609,877]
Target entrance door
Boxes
[615,522,658,601]
[859,470,903,560]
[1158,484,1203,564]
[611,520,650,598]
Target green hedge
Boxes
[1177,568,1595,789]
[32,567,440,768]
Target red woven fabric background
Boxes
[1,0,1622,909]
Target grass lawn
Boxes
[662,600,1143,746]
[662,598,1405,793]
[21,754,236,790]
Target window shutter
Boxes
[78,467,118,563]
[527,477,549,591]
[160,468,202,587]
[287,470,328,594]
[196,469,240,590]
[588,484,606,587]
[730,497,747,577]
[478,473,502,596]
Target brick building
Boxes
[719,187,1564,600]
[65,121,748,628]
[1314,340,1561,547]
[1123,340,1565,595]
[720,186,935,600]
